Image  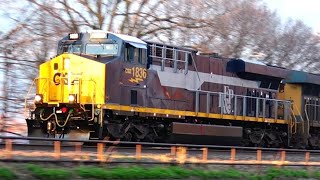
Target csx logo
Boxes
[53,72,75,85]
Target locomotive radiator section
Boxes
[170,122,242,145]
[26,54,106,142]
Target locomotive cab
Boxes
[57,31,147,64]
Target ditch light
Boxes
[68,94,77,103]
[34,94,43,104]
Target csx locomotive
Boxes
[25,30,320,148]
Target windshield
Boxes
[58,44,81,54]
[85,43,118,55]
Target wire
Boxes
[0,130,25,137]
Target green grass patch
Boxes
[76,166,249,179]
[0,167,15,180]
[206,168,245,179]
[265,168,309,180]
[25,164,72,180]
[76,166,161,179]
[76,165,194,179]
[18,164,320,180]
[313,170,320,178]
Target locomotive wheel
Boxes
[259,139,267,148]
[144,133,156,143]
[240,139,251,147]
[123,132,133,141]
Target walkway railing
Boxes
[0,136,318,166]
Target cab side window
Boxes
[125,44,147,65]
[134,48,139,62]
[125,45,135,62]
[139,49,146,65]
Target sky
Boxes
[265,0,320,32]
[0,1,319,33]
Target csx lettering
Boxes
[53,72,72,85]
[125,68,132,74]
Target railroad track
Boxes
[0,135,320,166]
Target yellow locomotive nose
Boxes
[26,53,107,142]
[37,54,106,105]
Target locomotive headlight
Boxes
[68,94,77,103]
[69,33,79,39]
[64,58,70,69]
[34,94,43,104]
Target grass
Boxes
[1,163,320,179]
[76,166,191,179]
[264,168,309,180]
[0,167,15,180]
[75,166,307,179]
[25,164,72,180]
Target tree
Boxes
[265,20,320,71]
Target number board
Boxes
[125,67,147,83]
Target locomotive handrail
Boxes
[149,43,195,75]
[304,103,319,134]
[149,55,187,63]
[149,44,193,54]
[193,89,292,124]
[190,52,201,86]
[24,77,50,117]
[79,79,97,122]
[291,103,305,134]
[192,89,292,102]
[24,78,37,115]
[288,115,294,136]
[290,107,298,134]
